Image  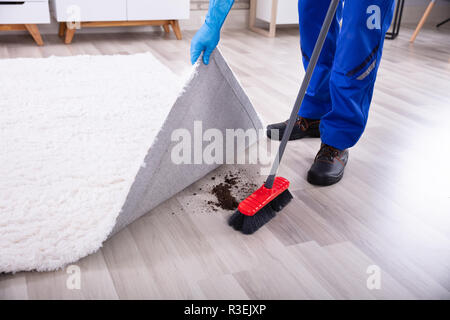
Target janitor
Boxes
[191,0,395,186]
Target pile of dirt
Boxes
[211,183,239,211]
[207,170,259,212]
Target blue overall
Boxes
[298,0,395,150]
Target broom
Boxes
[229,0,340,234]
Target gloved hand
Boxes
[190,0,234,65]
[190,23,220,65]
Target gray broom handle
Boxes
[265,0,340,189]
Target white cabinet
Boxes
[52,0,127,22]
[127,0,190,21]
[52,0,190,43]
[0,1,50,24]
[0,0,50,45]
[52,0,190,22]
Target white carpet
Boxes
[0,53,190,273]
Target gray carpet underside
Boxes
[111,50,263,236]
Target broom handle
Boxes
[265,0,340,189]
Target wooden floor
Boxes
[0,26,449,299]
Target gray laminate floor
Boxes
[0,26,449,299]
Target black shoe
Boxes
[266,116,320,141]
[307,143,349,186]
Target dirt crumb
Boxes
[224,174,238,186]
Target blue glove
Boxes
[190,0,234,65]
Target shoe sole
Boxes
[307,170,344,186]
[266,130,320,141]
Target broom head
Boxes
[228,177,293,234]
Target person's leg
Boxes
[298,0,342,120]
[320,0,395,150]
[308,0,395,186]
[267,0,342,141]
